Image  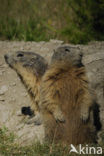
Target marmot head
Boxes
[51,46,83,67]
[4,51,47,77]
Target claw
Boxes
[53,110,65,123]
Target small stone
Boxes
[50,39,64,44]
[2,70,5,73]
[0,85,8,95]
[0,97,5,101]
[9,97,16,102]
[2,64,8,68]
[16,110,22,116]
[12,82,16,86]
[20,47,24,50]
[0,71,3,76]
[10,82,16,86]
[22,92,28,97]
[0,70,5,76]
[40,47,49,52]
[0,63,3,66]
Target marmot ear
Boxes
[33,68,39,77]
[35,70,39,77]
[30,58,36,62]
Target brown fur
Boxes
[39,60,97,145]
[15,63,41,113]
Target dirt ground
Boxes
[0,40,104,145]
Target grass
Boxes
[0,0,104,44]
[0,127,104,156]
[0,127,70,156]
[0,18,52,42]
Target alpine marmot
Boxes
[4,51,47,123]
[39,46,97,145]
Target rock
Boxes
[22,92,28,97]
[0,63,3,67]
[0,70,5,76]
[0,71,3,76]
[1,70,5,73]
[0,97,5,101]
[9,97,16,102]
[2,64,8,68]
[10,82,16,86]
[50,39,64,44]
[0,85,8,95]
[16,110,22,116]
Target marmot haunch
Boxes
[39,46,97,145]
[4,51,47,123]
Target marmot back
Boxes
[52,45,101,131]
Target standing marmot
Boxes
[39,46,97,145]
[4,51,47,123]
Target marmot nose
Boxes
[4,54,8,60]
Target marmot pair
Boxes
[4,46,101,145]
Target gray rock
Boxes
[0,71,3,76]
[0,97,5,101]
[22,92,28,97]
[12,82,16,86]
[50,39,64,44]
[9,83,16,88]
[0,85,8,95]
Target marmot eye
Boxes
[17,53,24,57]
